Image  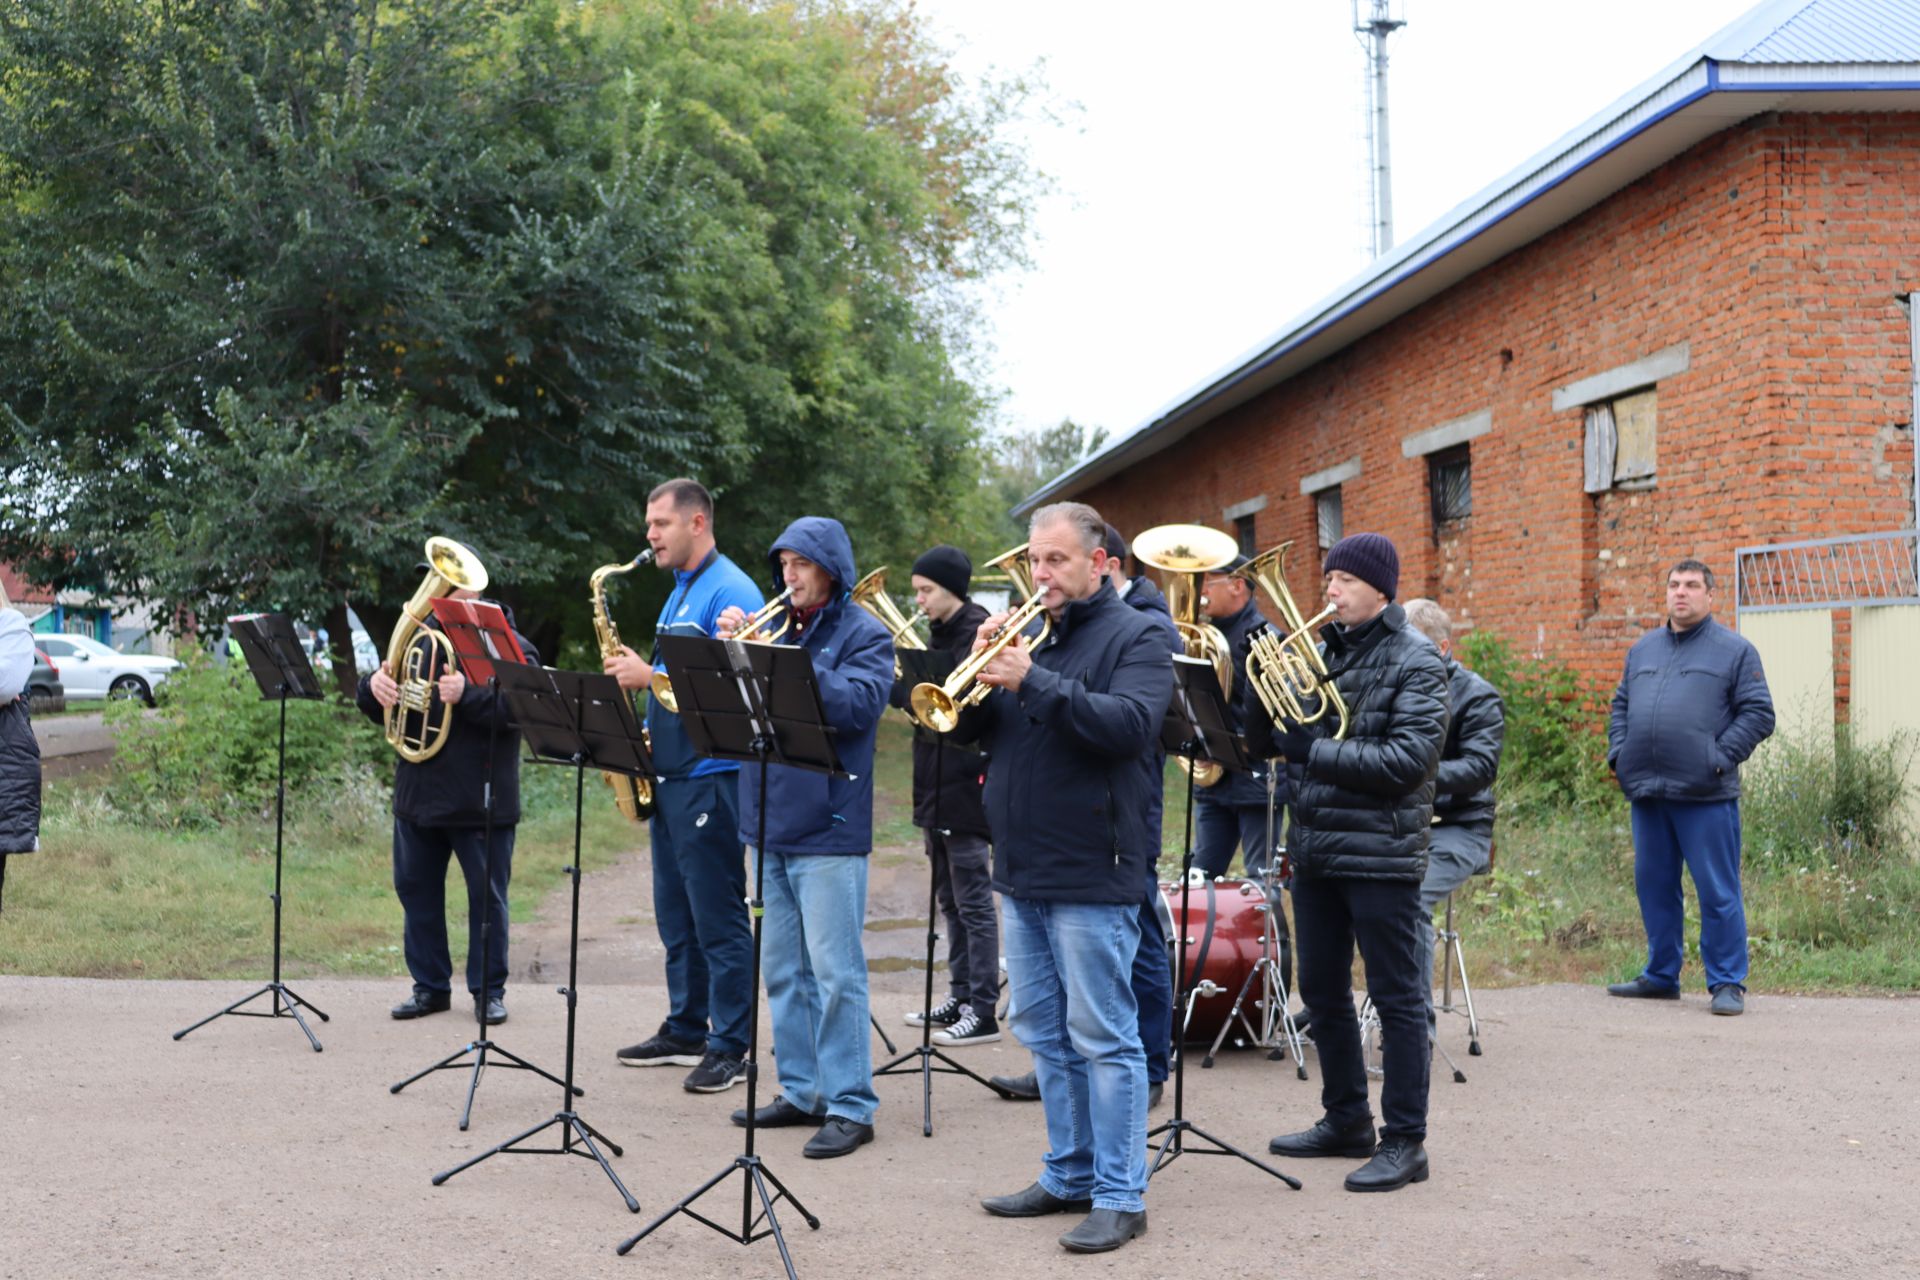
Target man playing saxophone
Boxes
[603,478,764,1094]
[358,571,537,1027]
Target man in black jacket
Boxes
[889,545,999,1046]
[1251,533,1448,1193]
[358,589,537,1026]
[964,501,1173,1255]
[0,583,40,910]
[1403,599,1504,1030]
[1193,559,1287,885]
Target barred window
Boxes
[1429,445,1471,525]
[1234,513,1257,556]
[1315,487,1343,551]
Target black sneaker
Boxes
[905,996,964,1028]
[932,1007,1001,1047]
[616,1031,705,1068]
[683,1050,748,1093]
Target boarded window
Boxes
[1429,445,1471,524]
[1316,487,1343,551]
[1233,513,1257,556]
[1584,388,1657,491]
[1583,403,1616,493]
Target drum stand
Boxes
[1199,766,1306,1077]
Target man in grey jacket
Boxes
[1606,559,1774,1016]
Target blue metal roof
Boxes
[1016,0,1920,517]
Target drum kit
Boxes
[1157,860,1309,1081]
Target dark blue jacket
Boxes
[1122,574,1182,651]
[1200,596,1284,809]
[737,517,894,855]
[958,581,1174,905]
[1608,616,1774,803]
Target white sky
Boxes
[918,0,1760,443]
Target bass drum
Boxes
[1158,877,1271,1045]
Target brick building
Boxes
[1016,0,1920,694]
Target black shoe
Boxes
[980,1182,1092,1218]
[1059,1209,1147,1254]
[932,1008,1001,1047]
[905,995,964,1028]
[616,1031,705,1068]
[1344,1137,1429,1192]
[683,1050,747,1093]
[1148,1081,1164,1110]
[480,995,507,1026]
[1268,1115,1378,1158]
[1606,976,1680,1000]
[731,1095,827,1128]
[390,991,452,1020]
[801,1116,874,1158]
[1710,984,1746,1016]
[990,1070,1041,1101]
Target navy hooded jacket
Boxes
[737,517,894,856]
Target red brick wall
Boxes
[1075,111,1920,693]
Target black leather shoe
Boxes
[980,1182,1093,1218]
[990,1070,1041,1100]
[1344,1137,1429,1192]
[731,1096,826,1128]
[801,1116,874,1158]
[1268,1116,1378,1158]
[1607,976,1680,999]
[390,991,452,1020]
[1058,1208,1147,1254]
[1148,1080,1164,1110]
[480,996,507,1026]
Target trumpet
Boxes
[851,567,926,679]
[1234,541,1350,740]
[383,537,489,763]
[909,543,1051,733]
[725,587,795,643]
[589,550,656,821]
[1132,523,1240,786]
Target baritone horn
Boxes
[589,550,656,821]
[851,567,926,679]
[1234,540,1350,740]
[1131,523,1240,786]
[909,542,1049,733]
[384,536,489,763]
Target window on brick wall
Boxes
[1234,513,1257,556]
[1428,444,1472,525]
[1316,487,1343,551]
[1584,387,1658,492]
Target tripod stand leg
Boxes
[391,1041,483,1095]
[434,1113,561,1185]
[172,983,275,1041]
[566,1115,640,1212]
[274,986,325,1052]
[868,1013,897,1057]
[1201,962,1264,1068]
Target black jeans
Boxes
[1291,873,1429,1142]
[926,828,1000,1014]
[393,818,513,1001]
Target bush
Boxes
[1455,630,1617,814]
[1741,725,1914,872]
[104,652,389,829]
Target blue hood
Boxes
[767,516,858,600]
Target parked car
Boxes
[33,634,182,705]
[28,646,65,713]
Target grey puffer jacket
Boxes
[1432,658,1504,828]
[1607,616,1774,803]
[1253,605,1450,882]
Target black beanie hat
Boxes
[1103,523,1128,563]
[912,545,972,601]
[1323,532,1400,600]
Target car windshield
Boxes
[65,635,119,658]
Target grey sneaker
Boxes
[1710,985,1745,1016]
[683,1050,748,1093]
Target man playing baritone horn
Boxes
[957,501,1173,1255]
[719,517,893,1159]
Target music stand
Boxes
[389,601,575,1129]
[618,633,839,1278]
[432,662,645,1213]
[1146,656,1302,1190]
[174,613,331,1051]
[875,647,1013,1134]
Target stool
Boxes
[1358,841,1493,1084]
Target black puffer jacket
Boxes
[1,696,40,913]
[1433,658,1504,827]
[890,600,991,837]
[1250,605,1449,882]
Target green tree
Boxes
[977,418,1110,545]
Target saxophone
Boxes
[591,550,657,821]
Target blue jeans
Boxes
[756,849,879,1125]
[392,819,512,1000]
[1002,895,1148,1212]
[1631,798,1747,991]
[651,773,753,1054]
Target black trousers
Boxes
[393,818,513,1001]
[1291,873,1429,1142]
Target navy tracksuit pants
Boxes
[393,818,512,1001]
[1630,798,1748,991]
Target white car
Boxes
[34,634,183,705]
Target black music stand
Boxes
[1146,656,1301,1190]
[432,662,644,1212]
[618,633,838,1277]
[874,647,1012,1134]
[174,613,331,1051]
[390,601,575,1129]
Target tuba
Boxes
[1131,523,1240,786]
[590,551,657,821]
[1233,541,1350,740]
[851,567,927,680]
[383,537,489,763]
[909,541,1050,733]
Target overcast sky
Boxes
[916,0,1761,444]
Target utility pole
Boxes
[1355,0,1408,259]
